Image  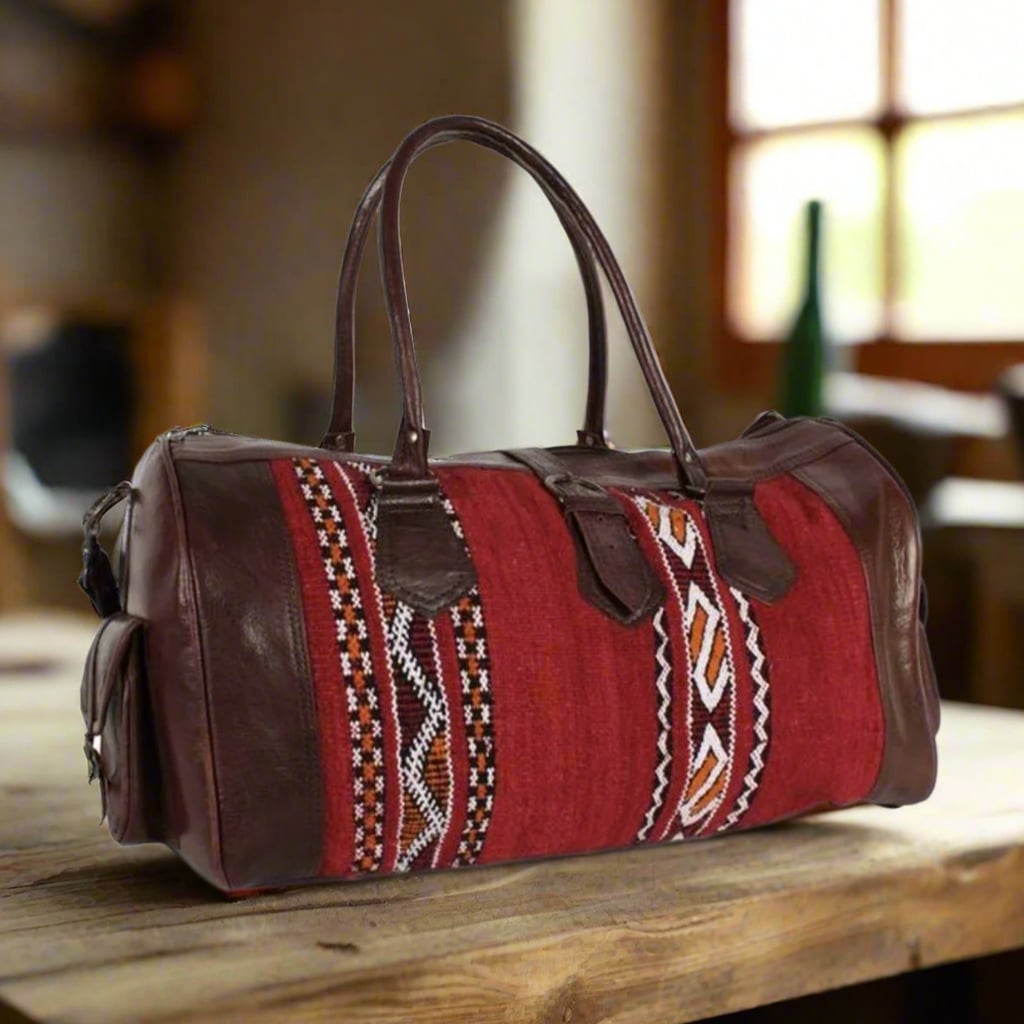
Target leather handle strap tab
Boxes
[504,448,663,625]
[322,158,612,452]
[375,115,708,495]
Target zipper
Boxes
[165,424,233,441]
[159,416,915,512]
[164,428,384,464]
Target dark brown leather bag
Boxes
[80,116,939,895]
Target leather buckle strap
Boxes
[540,471,622,514]
[506,448,663,626]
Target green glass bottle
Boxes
[778,200,825,418]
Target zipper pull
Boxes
[166,424,212,441]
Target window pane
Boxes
[899,0,1024,115]
[730,129,885,342]
[895,113,1024,340]
[731,0,881,130]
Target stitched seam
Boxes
[111,637,137,843]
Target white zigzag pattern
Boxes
[636,607,673,842]
[654,503,697,567]
[632,495,739,840]
[385,601,451,871]
[679,510,739,836]
[719,588,770,832]
[630,496,697,845]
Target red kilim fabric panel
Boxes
[271,458,885,879]
[273,458,385,875]
[738,475,885,826]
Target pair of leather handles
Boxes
[321,114,707,496]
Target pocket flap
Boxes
[80,613,157,843]
[82,614,146,744]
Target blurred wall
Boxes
[169,0,514,450]
[662,0,764,447]
[168,0,687,455]
[430,0,665,454]
[0,2,152,314]
[0,0,750,462]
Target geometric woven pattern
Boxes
[719,588,771,832]
[292,458,386,874]
[289,460,500,877]
[449,590,496,867]
[633,496,738,841]
[275,456,800,882]
[441,495,497,868]
[347,478,456,873]
[380,594,454,871]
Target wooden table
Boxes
[2,617,1024,1024]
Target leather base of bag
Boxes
[81,415,938,895]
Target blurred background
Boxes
[2,0,1024,712]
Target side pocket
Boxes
[81,614,161,844]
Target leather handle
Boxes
[377,115,708,495]
[322,159,611,452]
[79,481,132,618]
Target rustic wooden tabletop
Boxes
[2,616,1023,1024]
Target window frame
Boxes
[713,0,1024,394]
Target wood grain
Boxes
[1,618,1023,1024]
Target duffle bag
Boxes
[79,115,939,895]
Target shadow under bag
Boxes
[79,115,939,895]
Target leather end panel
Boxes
[791,438,940,807]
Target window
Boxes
[720,0,1024,391]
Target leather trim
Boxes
[791,440,939,805]
[175,460,323,888]
[167,417,852,490]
